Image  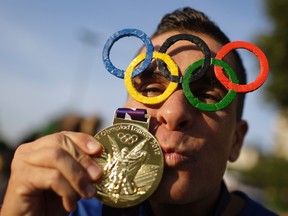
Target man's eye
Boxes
[140,84,166,97]
[194,91,222,103]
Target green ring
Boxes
[182,58,238,111]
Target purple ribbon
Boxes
[116,108,147,122]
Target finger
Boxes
[59,131,103,156]
[29,132,103,156]
[19,146,99,197]
[40,169,80,213]
[56,133,104,180]
[8,163,84,213]
[36,167,83,212]
[21,132,103,181]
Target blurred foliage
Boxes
[20,113,101,144]
[256,0,288,109]
[239,155,288,213]
[251,0,288,213]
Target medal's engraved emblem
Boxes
[94,123,163,208]
[117,132,138,144]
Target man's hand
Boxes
[0,131,103,216]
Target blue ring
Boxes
[102,28,154,78]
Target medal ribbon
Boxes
[116,108,148,122]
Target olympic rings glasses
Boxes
[102,28,269,112]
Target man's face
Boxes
[123,31,247,204]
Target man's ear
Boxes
[229,120,248,162]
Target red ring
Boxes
[215,41,269,93]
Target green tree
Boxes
[248,2,288,213]
[240,155,288,213]
[256,0,288,108]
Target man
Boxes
[0,7,277,216]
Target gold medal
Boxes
[93,109,163,208]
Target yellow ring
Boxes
[124,51,179,104]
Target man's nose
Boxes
[156,90,194,131]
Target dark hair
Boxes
[152,7,246,120]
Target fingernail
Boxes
[86,184,96,197]
[87,141,99,151]
[87,165,101,180]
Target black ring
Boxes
[156,34,211,83]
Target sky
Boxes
[0,0,278,152]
